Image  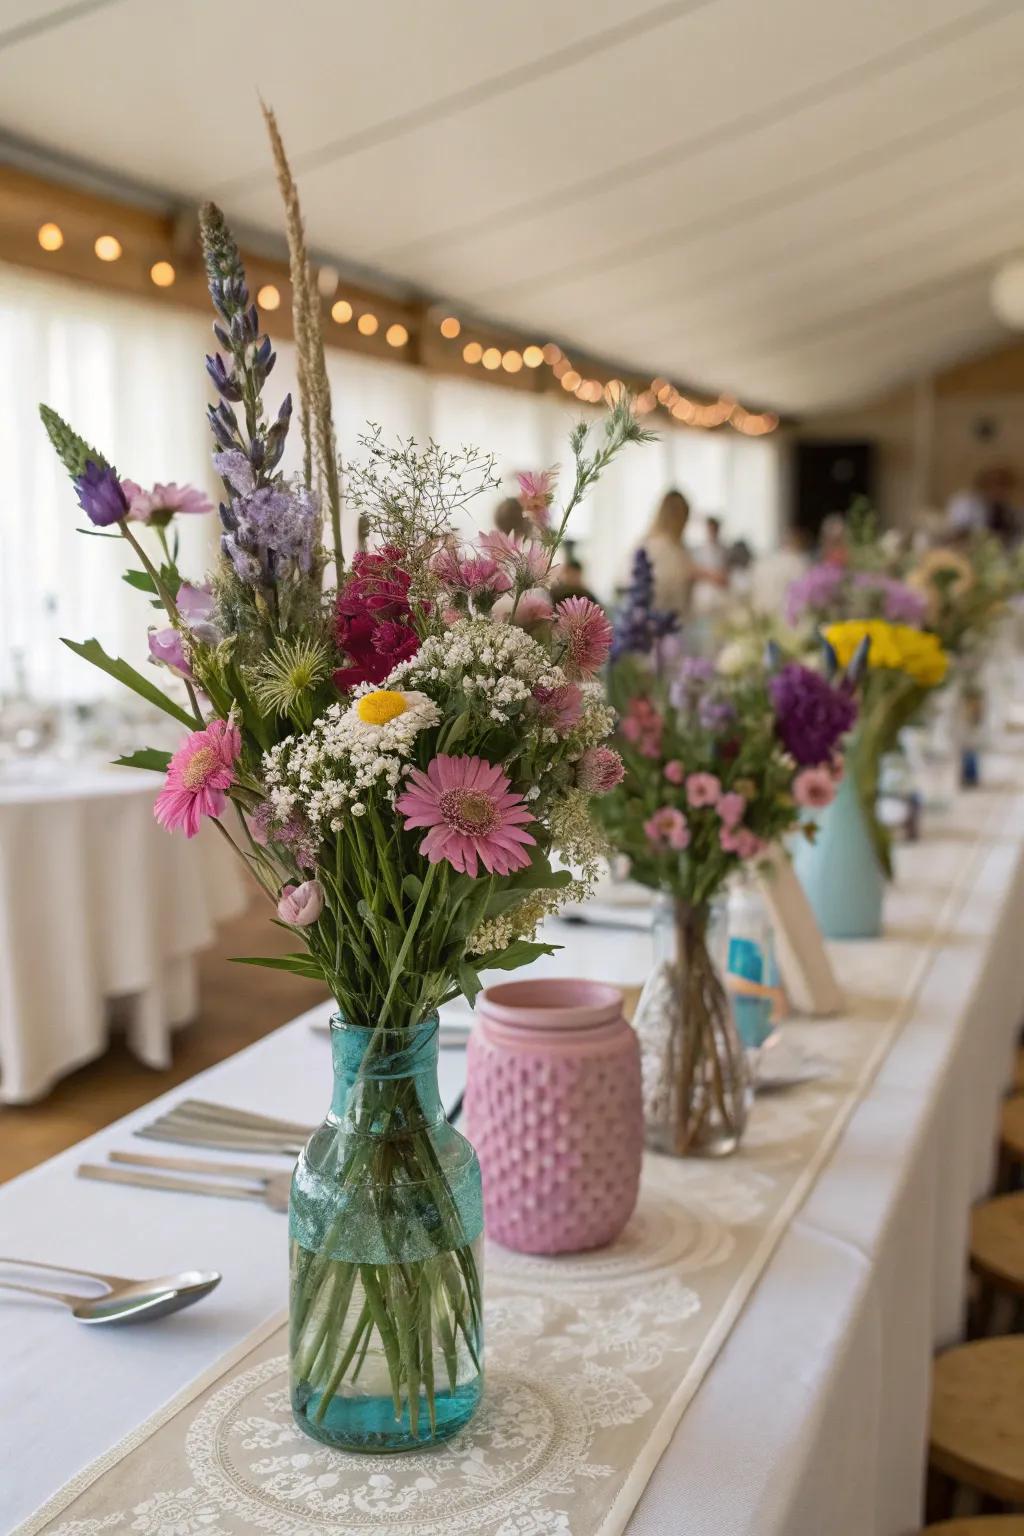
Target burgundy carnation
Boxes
[769,662,857,767]
[334,546,421,691]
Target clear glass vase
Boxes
[633,894,751,1157]
[289,1014,484,1453]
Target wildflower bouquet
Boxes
[39,116,650,1451]
[597,553,856,1155]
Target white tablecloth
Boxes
[2,761,1023,1534]
[0,761,247,1103]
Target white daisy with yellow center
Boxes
[344,688,441,745]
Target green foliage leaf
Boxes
[122,569,158,595]
[474,940,560,973]
[61,637,197,728]
[458,959,483,1007]
[402,874,423,901]
[112,748,173,773]
[440,710,472,752]
[229,954,327,981]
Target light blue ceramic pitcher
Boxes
[791,770,884,940]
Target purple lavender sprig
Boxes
[612,547,679,658]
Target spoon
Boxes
[0,1256,221,1324]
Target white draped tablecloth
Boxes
[2,755,1024,1535]
[0,761,247,1103]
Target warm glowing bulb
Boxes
[482,347,501,370]
[37,222,64,252]
[552,358,569,379]
[440,316,461,339]
[605,379,623,404]
[523,345,544,368]
[386,323,408,347]
[357,312,379,336]
[636,391,656,413]
[561,370,581,392]
[257,284,281,310]
[501,350,523,373]
[542,342,561,365]
[331,299,353,324]
[657,383,675,404]
[463,341,483,364]
[94,234,122,262]
[150,260,175,288]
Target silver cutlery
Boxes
[138,1092,464,1153]
[78,1151,292,1211]
[0,1255,221,1324]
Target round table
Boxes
[0,758,247,1103]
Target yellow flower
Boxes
[823,619,948,687]
[356,689,410,725]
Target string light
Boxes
[386,323,408,348]
[37,222,63,252]
[463,341,483,364]
[501,349,523,373]
[150,260,175,288]
[94,234,122,262]
[552,357,570,379]
[331,299,353,324]
[482,347,501,370]
[523,345,544,368]
[440,316,461,339]
[542,342,561,365]
[561,369,581,392]
[357,312,379,336]
[257,284,281,310]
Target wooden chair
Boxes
[929,1338,1024,1514]
[1014,1048,1024,1096]
[999,1097,1024,1192]
[970,1193,1024,1335]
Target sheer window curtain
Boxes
[2,264,783,702]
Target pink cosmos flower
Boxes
[516,468,557,530]
[644,806,691,850]
[576,745,625,795]
[685,772,721,809]
[533,682,584,731]
[793,765,836,810]
[663,760,685,785]
[554,596,614,679]
[396,754,536,878]
[154,718,241,839]
[277,880,324,927]
[122,481,213,523]
[716,791,746,830]
[478,528,549,585]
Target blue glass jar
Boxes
[289,1014,484,1452]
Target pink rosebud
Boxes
[663,760,685,784]
[576,745,625,795]
[793,766,836,809]
[717,791,746,830]
[685,771,721,809]
[277,880,325,927]
[644,806,691,850]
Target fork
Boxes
[78,1151,292,1211]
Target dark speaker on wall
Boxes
[793,440,876,536]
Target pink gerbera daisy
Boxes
[395,754,536,877]
[154,718,241,838]
[553,596,614,679]
[516,468,557,529]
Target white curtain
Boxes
[1,262,782,700]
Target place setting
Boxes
[6,12,1024,1535]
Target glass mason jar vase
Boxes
[289,1014,484,1453]
[633,894,751,1157]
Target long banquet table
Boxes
[3,754,1024,1535]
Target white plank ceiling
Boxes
[2,0,1023,412]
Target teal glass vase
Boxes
[792,769,884,940]
[289,1014,484,1452]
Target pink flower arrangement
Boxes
[553,596,613,679]
[685,772,721,809]
[719,826,766,860]
[644,806,691,850]
[792,765,837,809]
[396,754,536,878]
[716,791,746,830]
[516,469,557,530]
[122,481,213,523]
[532,682,584,731]
[154,718,241,838]
[576,745,625,795]
[277,880,325,926]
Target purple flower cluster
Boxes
[784,563,844,626]
[769,662,857,767]
[74,461,128,527]
[851,572,928,625]
[215,452,319,585]
[611,547,678,658]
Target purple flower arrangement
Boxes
[785,561,928,629]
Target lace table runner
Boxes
[16,795,998,1536]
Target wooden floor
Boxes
[0,901,329,1184]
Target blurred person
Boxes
[494,495,531,540]
[726,538,754,602]
[692,514,729,578]
[750,525,811,614]
[947,465,1021,545]
[550,555,599,607]
[635,489,726,623]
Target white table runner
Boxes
[12,780,1005,1536]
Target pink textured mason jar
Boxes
[464,978,643,1255]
